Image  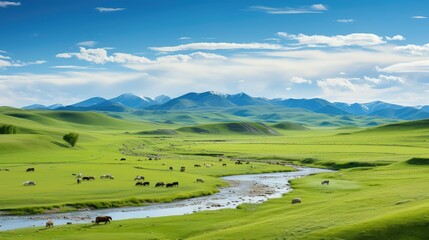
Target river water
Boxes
[0,166,331,231]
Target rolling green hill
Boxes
[271,121,308,130]
[177,122,281,135]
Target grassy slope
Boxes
[0,108,292,214]
[177,122,281,135]
[1,108,429,239]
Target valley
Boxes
[0,107,428,239]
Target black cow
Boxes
[155,182,165,187]
[26,168,35,172]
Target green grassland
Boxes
[1,107,429,239]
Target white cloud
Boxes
[50,65,90,70]
[149,42,282,52]
[290,76,312,84]
[0,54,10,59]
[179,37,191,40]
[0,1,20,7]
[395,43,429,56]
[277,32,385,47]
[95,7,125,13]
[412,16,427,19]
[316,76,405,104]
[317,78,357,91]
[249,4,327,15]
[43,42,429,106]
[337,19,354,23]
[379,60,429,73]
[0,71,147,86]
[386,35,405,41]
[363,74,404,84]
[311,4,327,11]
[56,53,73,58]
[56,47,226,65]
[77,41,97,47]
[0,58,45,69]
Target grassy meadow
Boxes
[1,107,429,239]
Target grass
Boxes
[1,107,429,239]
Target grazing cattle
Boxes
[134,175,144,181]
[120,158,126,161]
[26,168,35,172]
[77,178,81,184]
[169,167,173,171]
[95,216,112,224]
[205,164,211,168]
[291,198,302,204]
[222,163,227,167]
[166,183,174,188]
[75,173,83,178]
[180,167,185,172]
[194,164,201,167]
[321,180,330,185]
[155,182,165,187]
[235,161,242,165]
[82,176,95,181]
[218,159,223,162]
[196,178,204,183]
[23,181,36,186]
[136,181,150,186]
[172,181,179,187]
[100,174,114,179]
[45,220,54,228]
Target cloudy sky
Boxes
[1,0,429,107]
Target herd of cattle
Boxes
[20,158,251,188]
[18,157,332,230]
[43,215,113,229]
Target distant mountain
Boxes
[226,92,269,106]
[47,104,63,110]
[58,100,128,112]
[23,104,48,110]
[23,104,63,110]
[315,105,349,115]
[20,91,429,121]
[154,95,171,104]
[151,91,236,110]
[368,107,429,120]
[272,98,332,112]
[71,97,106,108]
[334,102,369,115]
[420,106,429,112]
[109,93,156,108]
[363,101,403,113]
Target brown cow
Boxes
[46,220,54,228]
[95,216,112,224]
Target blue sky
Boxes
[1,0,428,107]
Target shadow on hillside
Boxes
[51,141,70,148]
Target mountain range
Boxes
[22,91,429,121]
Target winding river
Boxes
[0,166,331,231]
